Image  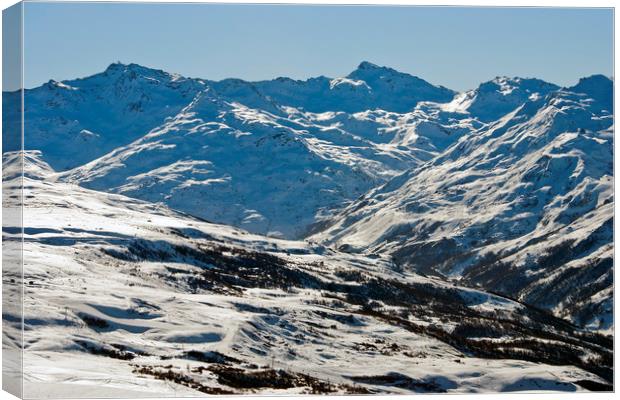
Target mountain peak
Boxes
[569,74,612,91]
[335,61,456,111]
[479,76,559,91]
[103,62,168,78]
[356,61,382,70]
[567,74,613,111]
[349,61,398,78]
[104,61,128,72]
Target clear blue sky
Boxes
[22,2,613,91]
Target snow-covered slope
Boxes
[311,76,614,332]
[441,76,560,122]
[60,88,409,239]
[2,152,613,396]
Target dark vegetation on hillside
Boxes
[97,236,613,388]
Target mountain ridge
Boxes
[309,76,613,330]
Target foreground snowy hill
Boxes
[2,152,613,396]
[311,75,614,332]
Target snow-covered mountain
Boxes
[311,75,614,332]
[59,87,409,239]
[6,68,614,292]
[3,63,206,170]
[2,152,612,396]
[19,63,587,240]
[7,62,471,238]
[6,64,613,323]
[211,61,455,114]
[441,76,560,122]
[2,61,614,394]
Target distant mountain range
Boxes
[3,61,613,329]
